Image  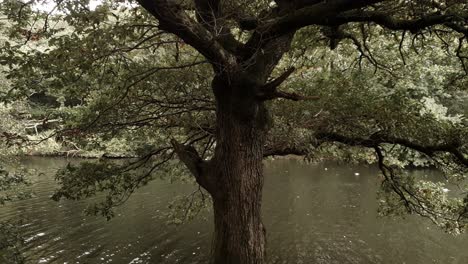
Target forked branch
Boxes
[170,139,214,193]
[137,0,236,69]
[256,67,319,101]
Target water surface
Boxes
[1,157,467,264]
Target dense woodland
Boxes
[0,0,467,263]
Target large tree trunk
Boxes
[208,74,270,264]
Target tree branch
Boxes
[249,1,467,49]
[137,0,236,69]
[256,67,319,101]
[316,132,468,167]
[254,0,383,39]
[263,67,296,91]
[373,146,467,231]
[170,139,214,192]
[193,0,244,54]
[334,11,461,33]
[194,0,221,28]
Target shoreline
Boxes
[22,151,137,159]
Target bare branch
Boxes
[194,0,221,28]
[456,36,468,74]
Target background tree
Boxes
[1,1,467,264]
[0,72,29,264]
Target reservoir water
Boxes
[1,157,467,263]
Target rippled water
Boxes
[1,157,467,264]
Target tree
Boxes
[0,83,29,264]
[1,1,467,263]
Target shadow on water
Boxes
[0,157,467,264]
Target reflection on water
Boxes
[0,157,467,264]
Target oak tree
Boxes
[1,1,467,263]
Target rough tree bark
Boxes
[169,31,294,264]
[208,73,270,264]
[169,29,295,264]
[172,71,272,263]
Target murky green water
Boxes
[1,157,467,264]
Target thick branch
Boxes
[193,0,243,54]
[256,0,383,38]
[447,22,468,37]
[170,139,214,192]
[250,0,467,49]
[137,0,236,69]
[256,67,319,101]
[263,67,296,91]
[316,132,468,167]
[334,11,461,33]
[241,1,332,31]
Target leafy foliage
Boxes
[0,221,25,264]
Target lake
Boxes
[1,157,467,264]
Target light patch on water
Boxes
[25,232,46,243]
[77,250,92,258]
[38,255,55,263]
[129,257,143,264]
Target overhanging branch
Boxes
[316,132,468,167]
[334,11,461,33]
[373,146,467,231]
[248,1,466,51]
[254,0,384,39]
